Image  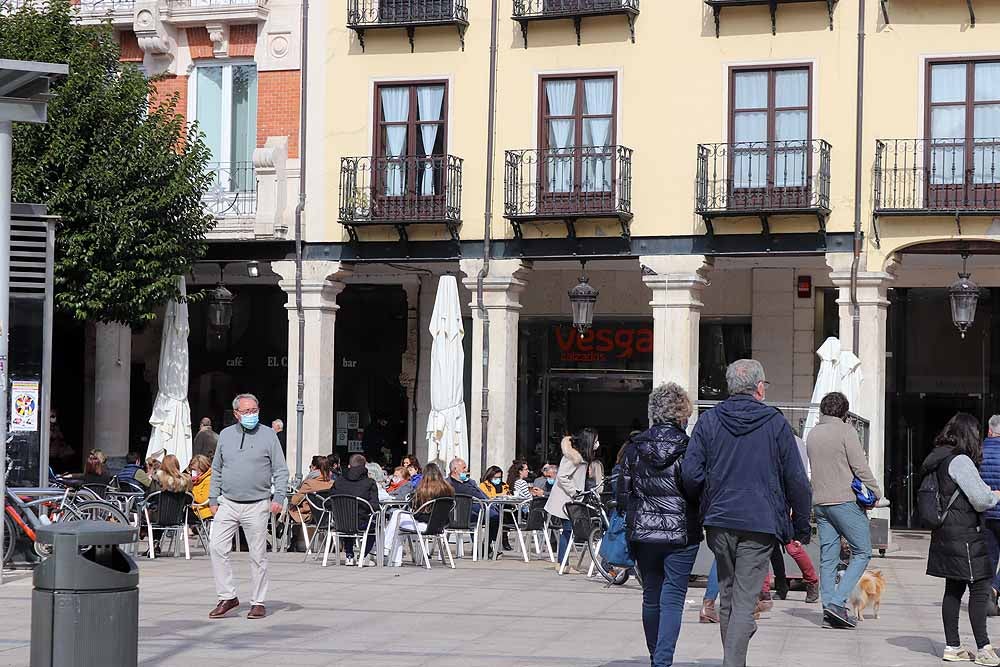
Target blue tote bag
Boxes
[598,509,635,568]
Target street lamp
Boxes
[568,262,599,337]
[207,282,234,332]
[246,260,260,279]
[949,251,980,339]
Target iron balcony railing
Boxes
[513,0,639,18]
[339,154,463,227]
[504,145,633,221]
[347,0,468,25]
[203,161,257,218]
[696,139,832,216]
[78,0,135,9]
[170,0,266,7]
[874,138,1000,213]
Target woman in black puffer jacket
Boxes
[618,382,702,667]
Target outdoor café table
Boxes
[376,498,411,568]
[481,496,531,562]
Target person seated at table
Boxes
[508,460,536,500]
[304,455,327,482]
[150,454,192,493]
[145,456,161,477]
[387,466,411,494]
[533,464,558,496]
[479,466,510,498]
[448,458,505,557]
[333,454,381,566]
[78,449,112,486]
[384,463,453,567]
[402,454,423,487]
[118,451,152,489]
[188,454,214,521]
[289,456,333,524]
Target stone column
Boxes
[400,277,421,456]
[272,260,351,481]
[640,255,712,400]
[460,259,531,476]
[93,321,132,459]
[827,253,897,517]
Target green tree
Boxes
[0,0,213,326]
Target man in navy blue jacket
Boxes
[981,415,1000,611]
[682,359,812,667]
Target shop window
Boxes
[699,320,752,400]
[729,65,811,191]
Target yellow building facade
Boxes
[286,0,1000,529]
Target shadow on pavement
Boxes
[600,661,722,667]
[886,635,941,658]
[780,607,825,627]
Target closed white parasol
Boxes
[147,277,193,469]
[426,275,468,466]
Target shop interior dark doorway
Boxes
[886,287,997,528]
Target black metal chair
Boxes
[559,501,602,576]
[144,491,195,560]
[321,495,376,568]
[519,496,555,562]
[446,494,485,560]
[299,491,332,559]
[396,497,456,570]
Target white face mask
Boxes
[594,440,600,451]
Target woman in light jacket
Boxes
[545,427,598,573]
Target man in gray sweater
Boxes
[806,391,881,630]
[208,393,288,620]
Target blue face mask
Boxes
[240,413,259,430]
[547,478,555,485]
[458,472,470,482]
[492,478,502,485]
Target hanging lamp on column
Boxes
[568,261,599,337]
[949,251,980,339]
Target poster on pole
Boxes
[10,380,39,432]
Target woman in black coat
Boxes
[618,382,702,667]
[921,413,1000,664]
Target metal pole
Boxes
[292,0,310,488]
[850,0,866,356]
[477,0,500,476]
[0,120,12,584]
[39,216,54,487]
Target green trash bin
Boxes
[30,520,139,667]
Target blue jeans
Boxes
[557,518,572,562]
[815,502,871,608]
[704,559,719,601]
[635,542,700,667]
[984,519,1000,593]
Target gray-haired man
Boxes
[682,359,812,667]
[982,415,1000,611]
[208,393,288,620]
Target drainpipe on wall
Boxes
[292,0,309,487]
[477,0,500,475]
[850,0,866,356]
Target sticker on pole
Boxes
[10,380,39,432]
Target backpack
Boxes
[917,459,961,529]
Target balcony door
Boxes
[729,66,811,210]
[373,81,447,221]
[539,74,616,215]
[190,62,258,216]
[927,60,1000,208]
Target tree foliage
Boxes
[0,0,213,327]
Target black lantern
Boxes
[949,252,980,339]
[207,283,234,331]
[568,263,599,337]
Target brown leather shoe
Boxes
[209,598,239,619]
[247,604,266,619]
[699,599,720,624]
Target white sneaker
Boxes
[362,556,377,568]
[976,646,1000,666]
[944,646,975,662]
[344,556,355,566]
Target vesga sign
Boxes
[550,322,653,368]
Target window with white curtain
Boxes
[189,62,258,192]
[928,60,1000,186]
[375,82,447,197]
[730,66,810,191]
[540,75,616,194]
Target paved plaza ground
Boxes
[0,530,978,666]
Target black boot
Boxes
[774,576,789,600]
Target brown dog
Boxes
[849,569,886,622]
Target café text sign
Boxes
[551,323,653,367]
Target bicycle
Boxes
[570,484,642,587]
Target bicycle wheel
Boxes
[32,503,84,558]
[588,526,629,585]
[69,501,131,526]
[2,513,16,566]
